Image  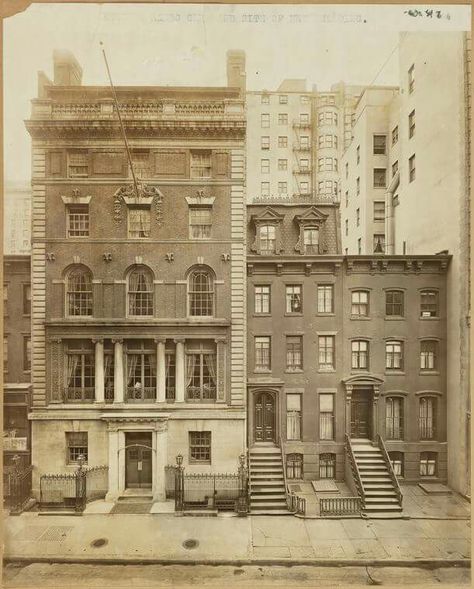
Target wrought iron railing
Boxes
[173,466,248,513]
[344,434,365,509]
[280,436,293,514]
[376,434,403,507]
[288,492,306,515]
[320,496,362,517]
[39,465,108,512]
[4,465,33,513]
[64,387,95,402]
[126,387,155,402]
[186,386,217,402]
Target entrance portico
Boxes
[102,414,169,501]
[342,375,384,442]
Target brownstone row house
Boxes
[22,50,450,514]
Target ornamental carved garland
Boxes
[113,183,164,226]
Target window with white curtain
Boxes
[385,397,404,440]
[126,340,156,402]
[419,397,436,439]
[286,394,301,440]
[128,266,154,316]
[185,343,217,402]
[319,453,336,478]
[286,453,303,479]
[319,393,334,440]
[65,340,95,402]
[128,207,151,238]
[420,452,437,476]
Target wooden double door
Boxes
[254,392,276,442]
[125,432,152,489]
[350,390,372,438]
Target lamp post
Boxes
[75,454,86,512]
[175,454,184,512]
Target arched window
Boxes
[286,453,303,480]
[128,266,153,317]
[66,266,93,316]
[188,268,214,317]
[385,397,404,440]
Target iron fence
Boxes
[320,496,362,516]
[4,465,33,513]
[287,492,306,515]
[173,465,248,513]
[39,465,108,512]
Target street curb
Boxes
[3,557,471,568]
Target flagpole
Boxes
[100,41,140,199]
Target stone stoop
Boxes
[249,445,291,515]
[352,440,403,514]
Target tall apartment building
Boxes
[246,80,363,203]
[4,182,32,255]
[341,32,471,496]
[25,50,247,500]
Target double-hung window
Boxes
[351,340,368,370]
[189,207,212,239]
[286,336,303,371]
[319,394,334,440]
[254,285,270,314]
[385,340,403,370]
[255,336,271,371]
[318,336,334,370]
[67,204,89,237]
[317,285,333,314]
[286,285,302,313]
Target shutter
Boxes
[48,151,63,176]
[213,151,229,178]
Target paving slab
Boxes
[304,519,348,541]
[310,540,347,558]
[251,515,310,548]
[341,519,377,540]
[350,538,389,559]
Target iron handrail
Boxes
[344,434,366,509]
[279,435,294,513]
[376,434,403,506]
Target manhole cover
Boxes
[91,538,108,548]
[182,539,199,549]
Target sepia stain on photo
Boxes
[2,3,471,588]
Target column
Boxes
[215,338,227,403]
[113,339,124,404]
[345,385,353,438]
[155,338,166,403]
[93,339,104,404]
[105,428,119,501]
[153,421,168,501]
[174,338,185,403]
[372,386,380,443]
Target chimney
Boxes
[53,49,83,86]
[226,50,246,95]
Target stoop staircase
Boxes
[249,445,290,515]
[351,439,403,513]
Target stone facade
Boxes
[26,51,246,500]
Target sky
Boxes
[3,3,471,183]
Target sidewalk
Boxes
[3,509,471,565]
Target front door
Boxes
[125,432,152,489]
[255,392,276,442]
[351,391,371,438]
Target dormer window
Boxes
[303,227,318,254]
[259,225,276,255]
[251,208,284,256]
[294,207,328,255]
